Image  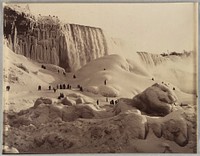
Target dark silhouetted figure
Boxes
[60,84,63,89]
[38,85,41,91]
[63,84,66,89]
[173,87,175,90]
[49,86,51,90]
[67,84,70,89]
[58,93,64,99]
[162,82,164,84]
[104,80,107,85]
[110,100,114,105]
[57,84,59,89]
[63,72,66,76]
[97,100,99,105]
[104,68,106,70]
[115,100,118,105]
[106,97,108,102]
[80,86,83,92]
[69,85,72,89]
[73,74,76,79]
[152,78,154,81]
[53,88,56,93]
[41,65,46,69]
[60,93,64,98]
[58,70,59,73]
[77,84,80,88]
[6,86,10,91]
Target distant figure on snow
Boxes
[104,68,106,70]
[60,84,63,89]
[104,80,107,85]
[97,100,99,105]
[38,85,41,91]
[77,84,80,88]
[73,74,76,79]
[67,84,70,89]
[49,86,51,90]
[152,78,154,81]
[41,65,46,69]
[115,100,118,105]
[63,84,66,89]
[58,93,64,99]
[110,100,114,105]
[6,86,10,91]
[106,97,108,102]
[80,86,83,92]
[53,88,57,93]
[58,70,59,73]
[173,87,175,91]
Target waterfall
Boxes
[61,24,108,71]
[137,52,168,67]
[3,5,108,72]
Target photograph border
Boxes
[0,0,199,155]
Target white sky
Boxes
[27,3,197,54]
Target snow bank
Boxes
[4,98,149,153]
[148,110,189,147]
[132,83,178,116]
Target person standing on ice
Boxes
[6,86,10,91]
[38,85,41,91]
[104,80,107,85]
[97,100,99,105]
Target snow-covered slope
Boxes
[67,51,197,98]
[69,54,152,98]
[3,45,197,153]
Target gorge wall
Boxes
[3,4,108,72]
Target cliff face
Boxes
[4,4,108,72]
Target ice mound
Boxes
[113,83,178,116]
[61,97,76,106]
[67,93,95,104]
[132,83,178,116]
[83,85,120,97]
[71,54,153,97]
[34,97,53,108]
[148,111,190,147]
[4,100,148,153]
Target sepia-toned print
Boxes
[2,3,198,153]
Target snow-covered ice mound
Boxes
[70,54,154,98]
[114,83,178,116]
[4,97,149,153]
[132,83,178,116]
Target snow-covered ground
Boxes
[2,45,197,153]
